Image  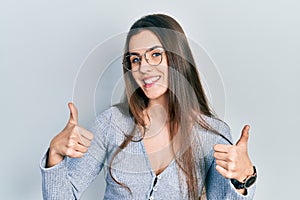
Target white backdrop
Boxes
[1,0,299,199]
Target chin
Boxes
[144,89,168,100]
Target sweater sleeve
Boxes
[40,109,111,200]
[205,119,256,200]
[206,158,256,200]
[40,150,103,200]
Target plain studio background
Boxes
[1,0,299,199]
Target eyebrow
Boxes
[128,45,163,55]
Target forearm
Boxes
[46,148,64,168]
[40,148,103,200]
[41,151,76,199]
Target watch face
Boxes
[245,176,257,188]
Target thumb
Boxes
[236,125,250,146]
[68,102,78,125]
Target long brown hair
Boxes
[109,13,228,199]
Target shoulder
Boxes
[95,103,132,123]
[192,115,233,170]
[88,103,134,134]
[200,115,232,143]
[191,115,233,156]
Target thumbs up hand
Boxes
[213,125,254,182]
[47,103,94,168]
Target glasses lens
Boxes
[147,48,163,66]
[129,55,140,71]
[124,47,164,71]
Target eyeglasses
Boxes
[123,46,165,72]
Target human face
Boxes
[128,30,168,102]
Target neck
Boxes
[143,94,169,139]
[148,93,168,110]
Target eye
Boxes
[152,52,162,57]
[131,56,140,63]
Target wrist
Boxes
[46,148,64,168]
[239,164,255,182]
[231,166,257,190]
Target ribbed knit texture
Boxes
[40,106,256,200]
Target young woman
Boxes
[41,14,257,199]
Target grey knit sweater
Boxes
[40,106,256,200]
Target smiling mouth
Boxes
[143,76,161,88]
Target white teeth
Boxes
[143,76,160,84]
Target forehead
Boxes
[128,30,162,52]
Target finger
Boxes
[76,127,93,146]
[74,143,88,153]
[78,134,92,147]
[236,125,250,146]
[66,127,91,148]
[65,135,88,153]
[68,102,78,125]
[214,144,231,153]
[79,128,94,141]
[213,152,229,161]
[216,159,228,170]
[64,147,84,158]
[216,165,231,179]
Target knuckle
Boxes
[229,163,237,172]
[68,134,74,140]
[85,142,91,148]
[67,141,74,148]
[227,155,234,162]
[70,124,77,130]
[82,147,88,153]
[68,132,78,140]
[90,133,94,140]
[226,171,233,178]
[68,124,76,131]
[84,133,93,141]
[74,151,84,158]
[70,126,79,134]
[65,148,73,157]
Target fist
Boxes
[213,125,254,182]
[47,103,94,167]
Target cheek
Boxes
[131,72,139,82]
[157,66,169,82]
[131,73,143,87]
[160,58,169,80]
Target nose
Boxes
[139,57,153,73]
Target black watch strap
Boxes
[230,166,257,189]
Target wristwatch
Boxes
[230,166,257,189]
